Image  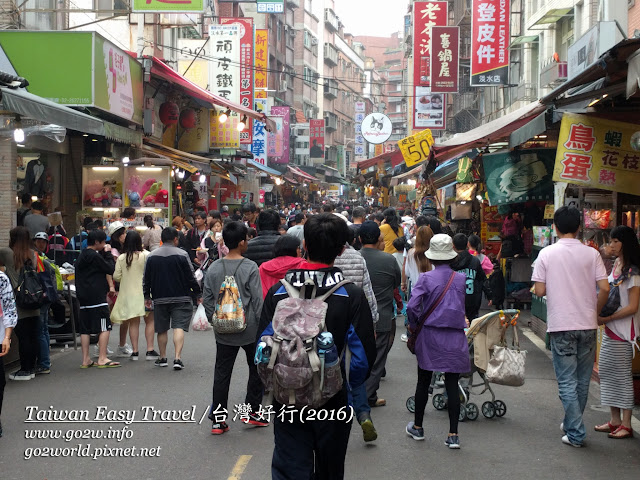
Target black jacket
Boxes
[186,227,207,262]
[243,230,280,266]
[450,250,489,318]
[75,248,115,307]
[143,245,201,304]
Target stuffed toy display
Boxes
[155,189,169,207]
[143,195,156,206]
[111,193,123,207]
[84,179,104,206]
[127,190,141,207]
[140,178,157,198]
[142,181,162,200]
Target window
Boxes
[277,20,282,43]
[304,66,317,85]
[95,0,128,18]
[304,30,312,49]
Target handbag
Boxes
[486,324,526,387]
[451,201,472,220]
[407,272,456,354]
[600,265,639,317]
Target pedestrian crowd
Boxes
[0,200,637,478]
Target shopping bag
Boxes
[486,326,526,387]
[191,303,212,331]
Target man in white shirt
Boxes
[531,207,609,448]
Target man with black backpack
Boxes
[257,214,376,480]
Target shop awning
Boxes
[287,165,320,182]
[284,176,299,185]
[247,159,282,176]
[390,164,422,186]
[355,150,404,170]
[141,138,229,178]
[147,57,276,131]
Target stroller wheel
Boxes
[465,403,479,421]
[458,407,467,422]
[482,401,496,419]
[406,396,416,413]
[493,400,507,417]
[432,393,447,410]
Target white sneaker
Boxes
[117,343,133,357]
[400,334,408,342]
[91,345,114,357]
[561,435,582,448]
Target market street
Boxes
[0,310,638,480]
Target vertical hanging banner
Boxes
[430,26,459,93]
[471,0,510,86]
[221,18,254,145]
[269,106,290,164]
[309,119,325,161]
[252,98,268,166]
[413,1,448,131]
[254,29,269,98]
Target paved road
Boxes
[1,310,639,480]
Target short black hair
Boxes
[242,202,257,213]
[247,227,257,238]
[346,226,356,245]
[161,227,179,244]
[31,201,43,211]
[415,215,429,228]
[352,207,366,219]
[195,211,207,221]
[82,217,94,229]
[431,259,452,267]
[208,210,221,220]
[21,193,32,204]
[322,204,334,213]
[424,215,442,234]
[87,229,107,246]
[223,221,248,250]
[468,234,481,250]
[94,219,103,229]
[122,207,136,219]
[257,209,280,232]
[295,213,305,224]
[453,233,468,251]
[85,222,98,231]
[374,213,384,223]
[304,213,348,264]
[231,214,243,222]
[273,234,300,258]
[554,206,581,234]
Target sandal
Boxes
[608,425,634,439]
[594,421,619,433]
[80,361,95,369]
[370,399,386,407]
[97,361,121,368]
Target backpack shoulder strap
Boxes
[231,258,245,277]
[280,279,301,299]
[317,279,351,302]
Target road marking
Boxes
[521,327,552,359]
[227,455,252,480]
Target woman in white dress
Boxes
[111,231,159,361]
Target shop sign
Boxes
[210,110,240,148]
[177,39,209,90]
[412,1,448,130]
[254,29,269,98]
[337,146,345,175]
[132,0,204,12]
[553,113,640,196]
[208,25,241,104]
[252,98,268,166]
[178,107,210,153]
[221,18,254,145]
[398,129,434,167]
[375,144,384,156]
[483,149,555,205]
[361,114,392,144]
[257,0,284,13]
[268,106,290,164]
[327,184,341,197]
[470,0,510,86]
[310,119,325,161]
[355,102,366,113]
[568,22,622,80]
[430,26,459,93]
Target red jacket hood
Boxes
[260,256,306,277]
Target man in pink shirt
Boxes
[532,207,609,448]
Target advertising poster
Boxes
[210,110,240,148]
[252,98,268,166]
[309,119,325,161]
[471,0,510,86]
[268,106,290,164]
[430,26,459,93]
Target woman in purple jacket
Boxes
[405,234,470,449]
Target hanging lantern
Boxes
[180,108,197,129]
[159,101,179,126]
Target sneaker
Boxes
[9,370,32,381]
[211,421,230,435]
[400,333,408,342]
[562,434,583,448]
[361,418,378,442]
[30,370,36,379]
[154,358,168,367]
[445,435,461,449]
[117,343,133,357]
[560,422,565,432]
[145,350,160,361]
[173,359,184,370]
[35,366,51,375]
[91,345,114,357]
[406,421,424,441]
[242,413,269,427]
[130,352,139,361]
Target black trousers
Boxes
[210,342,262,420]
[14,316,39,372]
[0,356,5,417]
[414,367,461,434]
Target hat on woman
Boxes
[425,234,458,261]
[107,221,125,237]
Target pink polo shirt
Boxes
[531,238,607,333]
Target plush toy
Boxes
[140,178,157,198]
[111,193,123,208]
[143,195,156,206]
[128,175,142,196]
[155,189,169,207]
[127,190,141,207]
[142,181,162,200]
[101,187,112,207]
[84,179,103,206]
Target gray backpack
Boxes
[257,279,349,408]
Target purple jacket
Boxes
[407,264,470,373]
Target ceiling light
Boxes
[92,166,119,171]
[91,138,98,142]
[199,174,206,183]
[122,156,130,165]
[219,108,231,123]
[83,134,89,137]
[135,167,163,172]
[237,115,247,131]
[17,144,25,148]
[14,128,24,143]
[178,170,185,179]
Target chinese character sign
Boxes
[210,110,240,148]
[252,98,268,166]
[254,29,269,98]
[208,25,241,104]
[413,1,448,130]
[257,0,284,13]
[471,0,510,86]
[268,106,290,165]
[133,0,204,12]
[309,119,325,161]
[221,18,254,145]
[430,26,459,93]
[553,113,640,195]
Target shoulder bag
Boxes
[407,271,456,354]
[486,323,526,387]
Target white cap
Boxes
[107,221,125,237]
[33,232,48,241]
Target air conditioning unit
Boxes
[306,108,314,118]
[311,37,318,46]
[289,29,296,37]
[279,80,288,92]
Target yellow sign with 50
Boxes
[398,129,434,167]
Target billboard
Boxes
[430,26,459,93]
[269,106,290,164]
[471,0,510,86]
[309,119,325,161]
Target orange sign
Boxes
[255,29,268,99]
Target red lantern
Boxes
[159,101,179,126]
[179,108,197,129]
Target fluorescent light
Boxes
[91,138,98,142]
[14,128,24,143]
[17,144,25,147]
[135,167,163,172]
[92,207,105,211]
[136,208,163,213]
[92,167,119,171]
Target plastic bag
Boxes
[191,303,212,331]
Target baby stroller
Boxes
[406,309,521,421]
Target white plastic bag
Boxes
[191,303,212,331]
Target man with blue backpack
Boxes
[257,213,376,480]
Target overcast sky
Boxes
[333,0,408,37]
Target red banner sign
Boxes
[471,0,509,86]
[309,119,325,161]
[221,17,254,144]
[412,1,448,131]
[430,26,459,93]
